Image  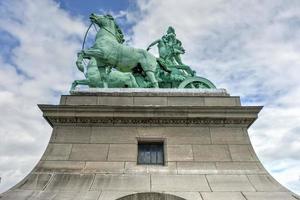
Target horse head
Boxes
[89,13,125,44]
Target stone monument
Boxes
[1,13,299,200]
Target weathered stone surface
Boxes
[229,145,258,161]
[98,96,133,106]
[204,97,241,106]
[69,144,109,161]
[167,145,193,161]
[49,191,101,200]
[167,127,211,145]
[165,127,210,137]
[210,127,250,144]
[84,161,125,173]
[168,136,211,145]
[133,97,168,106]
[108,144,137,161]
[18,173,51,190]
[52,126,91,143]
[215,162,266,174]
[151,175,210,191]
[90,174,150,191]
[242,192,297,200]
[65,95,98,105]
[137,127,210,139]
[46,174,94,191]
[177,162,216,174]
[91,127,137,144]
[124,162,149,174]
[167,97,205,106]
[42,144,72,161]
[216,162,260,171]
[48,191,96,200]
[201,192,246,200]
[136,127,166,137]
[193,145,231,161]
[167,192,203,200]
[98,191,133,200]
[49,128,57,143]
[0,190,39,200]
[36,161,85,172]
[19,191,101,200]
[247,175,287,192]
[124,162,177,174]
[59,95,67,104]
[206,175,255,191]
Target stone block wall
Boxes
[39,126,262,175]
[1,90,298,200]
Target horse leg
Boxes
[70,79,90,91]
[70,80,78,91]
[129,74,139,88]
[83,48,104,59]
[145,71,159,88]
[76,79,90,86]
[76,52,85,73]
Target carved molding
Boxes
[40,104,261,127]
[46,116,254,127]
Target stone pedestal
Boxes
[1,89,299,200]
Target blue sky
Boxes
[54,0,131,16]
[0,0,300,195]
[54,0,136,35]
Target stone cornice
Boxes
[38,105,262,127]
[46,116,254,127]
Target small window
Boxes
[137,141,164,165]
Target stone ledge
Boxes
[60,96,241,106]
[39,104,261,127]
[69,88,229,97]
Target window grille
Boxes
[137,142,164,165]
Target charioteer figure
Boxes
[147,26,194,76]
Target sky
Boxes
[0,0,300,195]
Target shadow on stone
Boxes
[117,192,186,200]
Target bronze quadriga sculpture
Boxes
[71,14,216,90]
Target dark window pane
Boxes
[138,142,164,165]
[145,150,151,163]
[157,149,164,164]
[138,151,145,164]
[150,148,157,164]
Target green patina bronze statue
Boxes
[147,26,186,66]
[70,13,216,90]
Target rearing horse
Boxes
[80,13,160,87]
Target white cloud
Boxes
[0,0,86,192]
[129,0,300,194]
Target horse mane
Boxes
[105,14,125,44]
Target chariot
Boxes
[132,62,216,89]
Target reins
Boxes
[101,26,121,43]
[82,22,93,50]
[82,22,121,51]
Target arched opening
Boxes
[116,192,186,200]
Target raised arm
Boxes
[146,39,160,51]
